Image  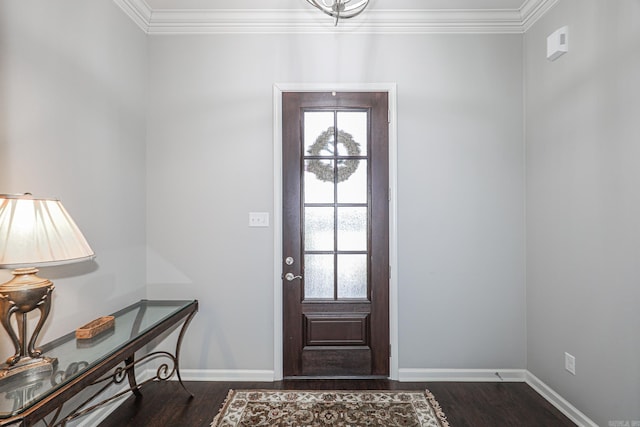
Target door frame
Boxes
[272,83,398,380]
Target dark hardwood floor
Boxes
[97,380,576,426]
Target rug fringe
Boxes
[210,389,235,427]
[425,389,451,427]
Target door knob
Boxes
[284,272,303,281]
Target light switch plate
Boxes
[249,212,269,227]
[565,352,576,375]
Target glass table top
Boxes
[0,299,195,418]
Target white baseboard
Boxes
[73,393,129,427]
[525,371,598,427]
[72,369,274,425]
[71,368,156,426]
[177,369,276,382]
[77,368,597,427]
[398,368,526,382]
[397,368,597,427]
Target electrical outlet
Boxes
[565,352,576,375]
[248,212,269,227]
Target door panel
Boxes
[282,92,389,377]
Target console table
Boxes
[0,299,198,426]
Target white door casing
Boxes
[272,82,398,380]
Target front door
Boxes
[282,92,389,377]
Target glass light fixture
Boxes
[0,194,95,382]
[305,0,370,26]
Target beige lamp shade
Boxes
[0,194,95,269]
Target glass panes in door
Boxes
[303,110,369,300]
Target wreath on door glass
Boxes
[306,127,361,183]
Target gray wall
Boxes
[0,0,148,346]
[145,33,526,372]
[3,0,639,423]
[525,1,640,425]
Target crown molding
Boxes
[113,0,153,32]
[521,0,559,32]
[114,0,558,35]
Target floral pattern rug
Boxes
[211,389,450,426]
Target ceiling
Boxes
[114,0,558,34]
[143,0,528,10]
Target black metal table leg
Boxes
[174,309,197,397]
[125,355,142,398]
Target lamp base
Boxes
[0,355,57,385]
[0,268,55,378]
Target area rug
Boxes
[211,389,450,426]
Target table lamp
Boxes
[0,194,95,381]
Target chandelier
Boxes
[305,0,370,26]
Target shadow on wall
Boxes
[44,259,100,280]
[0,260,98,359]
[0,37,7,190]
[146,249,239,370]
[0,134,7,190]
[146,248,192,286]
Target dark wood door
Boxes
[282,92,389,377]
